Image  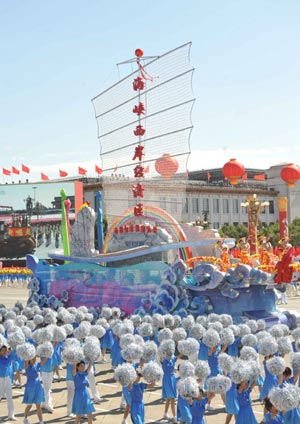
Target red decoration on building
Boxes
[133,165,145,178]
[222,158,245,185]
[155,153,179,180]
[133,102,145,116]
[132,183,144,198]
[134,203,144,216]
[133,77,145,91]
[280,163,300,187]
[132,145,144,161]
[135,48,144,58]
[114,227,118,234]
[134,125,146,136]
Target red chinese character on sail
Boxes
[134,125,146,136]
[132,183,144,198]
[132,145,144,161]
[133,77,145,91]
[133,102,145,116]
[134,203,144,216]
[134,165,145,178]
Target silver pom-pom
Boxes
[208,321,223,334]
[78,306,88,313]
[7,329,25,348]
[179,361,195,379]
[134,334,145,346]
[172,328,187,343]
[26,320,36,331]
[230,359,251,384]
[256,319,266,331]
[256,331,271,343]
[36,341,54,358]
[220,328,235,346]
[0,334,8,347]
[194,360,211,380]
[130,314,142,325]
[75,310,85,323]
[5,310,17,321]
[203,328,220,348]
[34,326,54,344]
[120,334,135,349]
[152,313,165,329]
[291,352,300,371]
[218,353,234,374]
[207,313,221,324]
[119,320,134,336]
[141,361,163,383]
[239,346,258,362]
[84,313,94,323]
[16,342,36,360]
[177,339,199,357]
[291,328,300,341]
[245,320,258,334]
[63,324,74,336]
[173,315,182,329]
[247,360,261,382]
[228,325,240,337]
[241,334,257,347]
[0,323,5,334]
[190,324,205,340]
[21,326,32,340]
[44,310,57,325]
[96,318,109,330]
[53,326,67,343]
[206,375,232,394]
[266,356,286,376]
[62,343,84,364]
[15,316,27,327]
[196,316,207,327]
[258,337,278,356]
[158,328,173,343]
[219,314,233,328]
[277,337,293,355]
[111,307,121,318]
[294,339,300,352]
[74,321,91,340]
[83,336,101,362]
[269,384,300,411]
[181,315,195,331]
[177,376,199,399]
[142,341,158,362]
[142,315,153,324]
[164,314,175,329]
[238,324,251,337]
[114,363,137,386]
[158,339,175,360]
[101,307,112,319]
[138,323,153,338]
[121,343,144,362]
[90,325,106,340]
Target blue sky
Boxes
[0,0,299,182]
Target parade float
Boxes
[25,44,299,328]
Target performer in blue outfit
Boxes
[225,380,239,424]
[177,393,192,424]
[23,356,46,424]
[111,335,123,368]
[129,372,154,424]
[0,345,15,420]
[161,354,177,421]
[263,398,284,423]
[259,356,278,401]
[189,389,213,424]
[236,380,258,424]
[72,361,95,424]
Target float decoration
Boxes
[222,158,245,185]
[280,163,300,188]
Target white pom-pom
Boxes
[294,339,300,352]
[138,323,153,338]
[241,334,257,347]
[142,315,153,324]
[266,356,286,376]
[36,341,54,358]
[101,307,112,319]
[181,315,195,331]
[44,310,57,325]
[190,324,205,340]
[172,328,187,343]
[194,360,211,380]
[220,328,235,346]
[26,320,35,331]
[34,326,54,344]
[130,314,142,325]
[111,307,121,318]
[118,320,134,336]
[258,337,278,356]
[219,314,233,328]
[63,324,74,336]
[21,326,32,340]
[247,360,261,382]
[292,328,300,341]
[207,313,221,324]
[228,325,240,337]
[239,346,258,362]
[90,325,106,340]
[238,324,251,337]
[196,316,207,327]
[121,343,144,362]
[230,359,251,384]
[164,314,175,329]
[96,318,109,330]
[203,328,220,348]
[158,328,173,343]
[120,334,135,349]
[16,342,36,360]
[83,336,101,362]
[277,337,293,355]
[141,362,163,383]
[62,344,84,364]
[114,363,137,386]
[7,329,25,348]
[177,376,199,399]
[269,384,300,411]
[53,326,67,343]
[208,322,223,333]
[0,334,8,347]
[158,339,175,360]
[256,331,271,342]
[218,353,234,374]
[179,361,195,379]
[143,341,158,362]
[256,319,266,331]
[207,375,232,394]
[152,313,165,328]
[173,316,182,328]
[245,320,258,334]
[74,321,91,340]
[84,313,94,323]
[177,339,199,357]
[291,352,300,371]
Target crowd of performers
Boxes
[1,302,300,424]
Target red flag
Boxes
[207,171,211,181]
[3,168,11,176]
[113,164,118,172]
[254,174,265,180]
[185,169,189,177]
[12,166,20,175]
[41,172,49,181]
[59,170,68,177]
[22,164,30,173]
[242,172,248,181]
[78,166,87,175]
[144,165,150,173]
[95,165,103,175]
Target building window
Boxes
[241,206,248,214]
[192,198,199,214]
[269,200,274,214]
[232,199,239,214]
[212,198,220,213]
[223,198,229,214]
[213,222,220,229]
[170,198,177,213]
[183,198,189,213]
[202,198,209,212]
[159,197,166,209]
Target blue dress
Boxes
[52,342,63,367]
[228,337,241,357]
[283,408,300,424]
[130,382,147,424]
[101,328,114,350]
[72,371,96,415]
[23,363,45,405]
[177,394,192,423]
[259,360,278,400]
[123,386,131,406]
[226,381,239,415]
[265,411,284,423]
[236,388,257,424]
[190,397,208,424]
[111,337,123,367]
[198,342,209,360]
[162,356,177,399]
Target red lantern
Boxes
[155,153,179,180]
[135,48,144,58]
[222,158,245,185]
[280,163,300,188]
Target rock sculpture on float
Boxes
[70,204,97,257]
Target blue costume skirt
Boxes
[72,387,96,415]
[23,379,45,405]
[130,400,144,424]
